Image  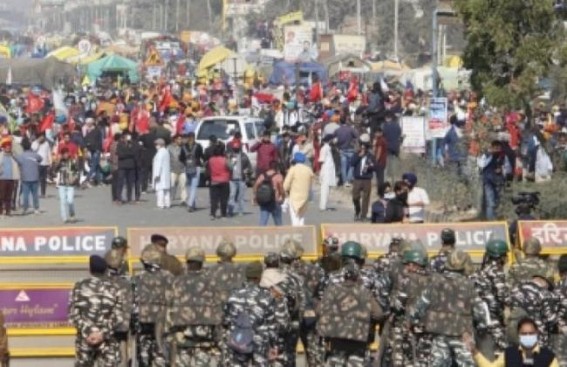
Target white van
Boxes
[194,115,266,169]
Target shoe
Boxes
[188,207,194,213]
[354,214,361,222]
[34,210,41,215]
[345,182,352,188]
[210,215,216,221]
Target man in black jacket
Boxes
[384,180,408,223]
[84,119,104,185]
[116,132,138,204]
[351,143,375,222]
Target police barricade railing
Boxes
[518,220,567,255]
[0,283,76,358]
[126,225,319,270]
[321,221,511,263]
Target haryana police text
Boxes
[0,235,108,254]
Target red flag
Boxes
[159,85,172,113]
[39,112,55,132]
[347,77,359,102]
[27,92,44,114]
[309,81,323,103]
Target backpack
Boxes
[227,311,255,354]
[256,172,276,206]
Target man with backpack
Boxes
[253,161,285,226]
[223,261,279,366]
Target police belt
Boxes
[114,331,129,341]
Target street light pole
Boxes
[357,0,361,35]
[394,0,399,60]
[431,6,438,164]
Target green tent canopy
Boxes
[86,54,139,83]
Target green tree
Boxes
[453,0,567,113]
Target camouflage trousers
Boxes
[225,349,270,367]
[430,336,475,367]
[284,330,300,367]
[175,347,213,367]
[552,333,567,367]
[136,334,167,367]
[300,326,323,367]
[390,325,432,367]
[74,337,119,367]
[324,349,365,367]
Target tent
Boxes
[0,57,76,89]
[0,45,11,59]
[268,61,327,86]
[198,45,234,72]
[86,54,139,83]
[324,54,371,78]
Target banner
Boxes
[332,35,366,59]
[401,116,426,154]
[128,226,318,259]
[321,222,509,254]
[0,285,72,329]
[428,97,449,139]
[0,227,117,258]
[518,220,567,253]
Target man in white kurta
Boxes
[152,139,171,209]
[318,136,337,211]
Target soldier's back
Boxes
[508,257,551,288]
[207,262,245,299]
[133,270,173,324]
[162,253,184,276]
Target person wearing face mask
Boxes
[471,317,559,367]
[384,180,408,223]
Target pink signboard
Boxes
[0,287,72,328]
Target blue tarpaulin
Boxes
[268,61,327,86]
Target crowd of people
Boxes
[62,231,567,367]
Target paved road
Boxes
[5,182,352,367]
[5,183,353,231]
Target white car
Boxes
[195,115,266,170]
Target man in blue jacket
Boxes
[351,142,376,222]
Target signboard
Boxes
[283,25,313,62]
[428,97,449,139]
[321,222,509,254]
[518,220,567,254]
[0,285,72,329]
[77,39,91,55]
[401,116,426,154]
[332,35,366,58]
[0,227,117,259]
[225,0,258,16]
[128,226,318,260]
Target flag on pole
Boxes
[6,66,12,86]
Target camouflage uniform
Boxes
[508,280,558,347]
[105,250,134,367]
[223,282,278,366]
[390,267,432,367]
[168,257,223,367]
[508,257,551,289]
[69,275,123,367]
[554,276,567,367]
[374,251,402,275]
[317,264,383,367]
[470,260,509,352]
[0,311,7,367]
[131,247,174,367]
[409,254,488,367]
[293,258,325,367]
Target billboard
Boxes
[428,97,449,139]
[283,25,314,62]
[401,116,426,154]
[128,226,319,260]
[332,35,366,58]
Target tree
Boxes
[453,0,567,113]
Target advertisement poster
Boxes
[321,222,509,254]
[0,285,72,329]
[401,116,426,154]
[283,25,314,62]
[0,227,117,258]
[332,35,366,58]
[428,97,449,139]
[128,226,318,259]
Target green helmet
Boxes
[485,239,508,258]
[341,241,363,260]
[523,238,542,256]
[402,249,427,267]
[216,240,237,259]
[446,250,471,272]
[140,244,162,265]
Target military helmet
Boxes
[341,241,363,260]
[523,238,542,256]
[485,239,508,258]
[280,239,299,260]
[105,249,124,270]
[216,240,236,259]
[402,249,427,267]
[140,244,162,265]
[111,236,128,249]
[186,247,205,263]
[264,252,280,267]
[441,228,456,245]
[360,244,368,260]
[445,250,471,271]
